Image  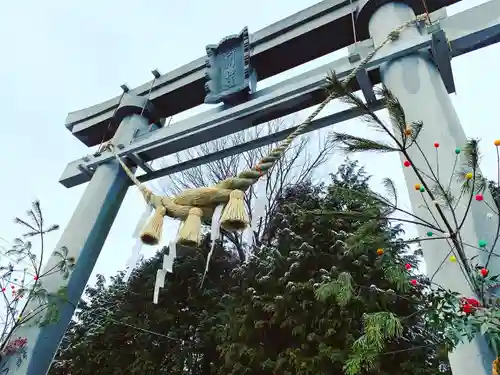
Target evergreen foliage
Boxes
[52,241,239,374]
[216,162,449,375]
[323,72,500,366]
[50,162,451,375]
[46,69,500,375]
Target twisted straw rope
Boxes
[109,14,428,221]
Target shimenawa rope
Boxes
[106,14,429,248]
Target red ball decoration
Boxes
[405,263,411,270]
[410,279,417,286]
[434,142,440,148]
[480,268,489,277]
[10,285,14,289]
[34,276,39,281]
[1,288,5,292]
[476,194,484,201]
[403,160,411,167]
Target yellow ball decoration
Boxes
[465,172,473,180]
[450,255,457,262]
[376,248,384,256]
[495,139,500,147]
[414,183,421,191]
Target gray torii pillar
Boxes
[357,1,498,375]
[1,95,154,375]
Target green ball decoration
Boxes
[455,147,461,154]
[426,231,433,237]
[479,240,487,248]
[419,186,425,192]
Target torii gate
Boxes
[4,0,500,374]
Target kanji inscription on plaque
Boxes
[204,27,256,105]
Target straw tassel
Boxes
[220,189,249,232]
[140,205,166,246]
[493,358,500,375]
[177,207,203,247]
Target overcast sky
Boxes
[0,0,498,290]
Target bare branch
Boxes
[155,116,335,261]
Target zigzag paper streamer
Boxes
[153,241,177,304]
[124,240,143,282]
[243,181,267,247]
[200,204,224,287]
[133,203,154,238]
[123,203,154,282]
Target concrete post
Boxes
[361,2,498,375]
[0,95,155,375]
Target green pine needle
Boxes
[407,121,423,145]
[460,171,487,195]
[330,132,398,154]
[326,72,367,110]
[383,264,410,293]
[463,138,480,169]
[311,210,371,219]
[381,177,398,207]
[344,312,403,375]
[375,86,407,135]
[364,311,404,343]
[430,184,455,207]
[315,272,354,307]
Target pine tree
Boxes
[216,160,450,375]
[50,239,239,375]
[51,162,453,375]
[321,72,500,370]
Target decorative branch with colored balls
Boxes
[0,201,75,368]
[318,73,500,366]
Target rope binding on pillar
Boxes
[106,14,429,249]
